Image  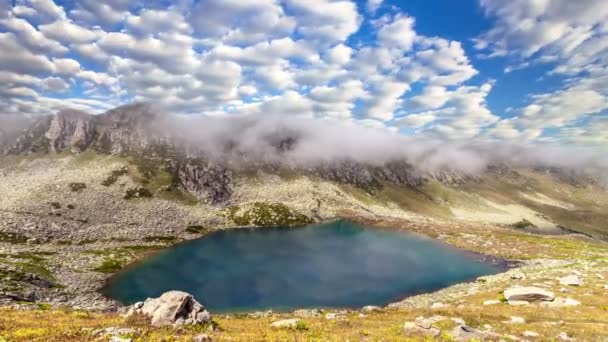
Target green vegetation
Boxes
[224,202,312,226]
[101,168,128,186]
[94,257,125,273]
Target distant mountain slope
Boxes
[1,104,607,240]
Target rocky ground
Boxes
[0,153,607,341]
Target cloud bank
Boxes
[150,111,608,182]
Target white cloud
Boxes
[39,20,101,44]
[0,17,67,54]
[367,0,384,14]
[0,33,55,74]
[377,14,416,51]
[70,0,130,26]
[285,0,361,45]
[41,77,71,92]
[325,44,352,65]
[478,0,608,142]
[24,0,66,22]
[52,58,81,75]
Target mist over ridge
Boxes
[1,103,607,186]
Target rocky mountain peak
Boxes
[45,109,96,153]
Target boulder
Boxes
[403,316,444,337]
[134,291,211,327]
[504,286,555,302]
[403,322,440,337]
[270,319,300,329]
[559,275,583,286]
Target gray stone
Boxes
[504,286,555,302]
[136,291,211,327]
[403,322,441,337]
[193,334,211,342]
[559,275,583,286]
[270,319,300,329]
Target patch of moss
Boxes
[93,257,125,273]
[225,202,312,227]
[101,168,128,187]
[36,303,52,311]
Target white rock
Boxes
[483,300,501,305]
[523,331,540,337]
[325,313,338,320]
[362,305,381,312]
[270,319,299,329]
[559,275,583,286]
[430,302,449,309]
[557,332,572,341]
[403,322,440,337]
[505,316,526,324]
[109,337,132,342]
[504,286,555,302]
[193,334,211,342]
[508,300,530,306]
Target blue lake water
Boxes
[102,220,506,312]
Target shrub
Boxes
[124,187,153,200]
[68,182,87,192]
[101,168,128,186]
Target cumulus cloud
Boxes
[0,0,605,147]
[477,0,608,142]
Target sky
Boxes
[0,0,607,146]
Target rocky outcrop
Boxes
[45,110,96,153]
[177,161,233,205]
[93,103,159,154]
[129,291,211,327]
